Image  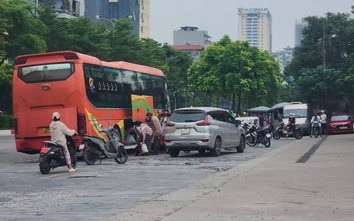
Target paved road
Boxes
[0,134,297,221]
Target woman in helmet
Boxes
[50,112,77,172]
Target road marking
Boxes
[296,136,327,163]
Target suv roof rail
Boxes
[290,102,302,104]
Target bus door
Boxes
[131,94,154,122]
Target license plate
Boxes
[340,126,347,129]
[181,142,189,146]
[181,128,190,135]
[266,133,272,138]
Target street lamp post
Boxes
[95,15,114,28]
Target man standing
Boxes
[258,113,264,128]
[146,112,163,155]
[320,110,327,135]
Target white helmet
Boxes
[52,112,60,120]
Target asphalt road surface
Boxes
[0,135,296,221]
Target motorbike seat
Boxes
[83,135,106,143]
[43,141,63,148]
[257,127,267,132]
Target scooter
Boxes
[82,126,128,165]
[244,123,271,148]
[311,123,321,138]
[272,122,303,140]
[39,135,77,174]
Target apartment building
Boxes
[238,8,272,52]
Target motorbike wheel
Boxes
[83,146,97,165]
[246,135,257,147]
[39,157,51,175]
[314,128,319,138]
[264,138,271,148]
[294,129,303,139]
[272,131,281,140]
[114,146,128,164]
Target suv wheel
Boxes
[198,149,206,155]
[210,137,221,157]
[169,149,180,157]
[236,136,245,153]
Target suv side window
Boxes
[209,111,224,122]
[223,111,236,124]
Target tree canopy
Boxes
[188,35,281,113]
[284,12,354,112]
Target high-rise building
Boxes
[274,46,294,73]
[173,26,212,60]
[294,19,307,47]
[29,0,149,39]
[84,0,149,39]
[237,8,272,52]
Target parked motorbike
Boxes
[272,122,303,140]
[311,122,321,138]
[244,122,271,148]
[39,135,77,174]
[82,126,128,165]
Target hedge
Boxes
[0,114,14,129]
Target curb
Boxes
[0,129,14,136]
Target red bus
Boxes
[13,51,170,153]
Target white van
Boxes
[282,102,311,134]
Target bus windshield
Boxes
[18,63,74,83]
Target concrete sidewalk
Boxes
[163,134,354,221]
[106,134,354,221]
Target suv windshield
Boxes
[170,110,206,122]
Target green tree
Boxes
[188,36,281,113]
[0,63,13,113]
[161,45,193,109]
[285,12,354,109]
[0,0,47,65]
[107,19,142,62]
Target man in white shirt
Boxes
[320,110,327,135]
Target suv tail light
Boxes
[78,113,87,135]
[196,115,211,126]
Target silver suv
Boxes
[165,107,246,157]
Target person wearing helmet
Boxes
[50,112,77,172]
[286,113,296,136]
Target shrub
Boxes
[0,114,14,129]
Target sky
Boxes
[150,0,354,52]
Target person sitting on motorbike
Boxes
[49,112,77,172]
[286,113,296,137]
[310,111,321,138]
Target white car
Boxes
[165,107,246,157]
